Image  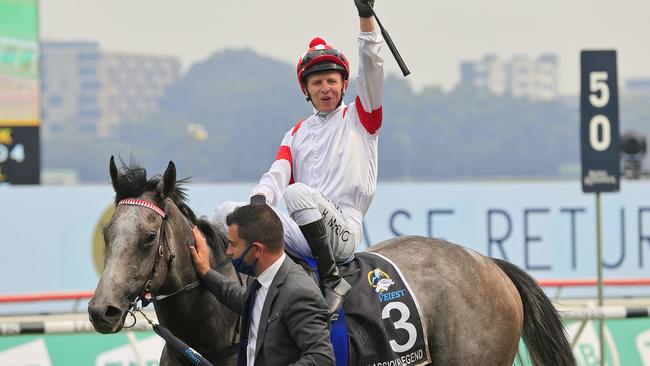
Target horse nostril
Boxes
[104,306,122,318]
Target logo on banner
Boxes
[92,204,115,275]
[565,321,619,366]
[368,268,394,293]
[0,339,52,365]
[95,335,164,365]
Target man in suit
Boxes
[189,204,334,366]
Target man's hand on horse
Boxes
[189,226,211,277]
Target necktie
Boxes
[237,279,262,366]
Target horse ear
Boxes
[109,156,120,192]
[159,161,176,198]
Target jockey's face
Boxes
[306,71,348,113]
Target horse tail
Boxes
[492,258,576,366]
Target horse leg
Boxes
[426,300,522,365]
[424,271,523,366]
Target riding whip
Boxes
[135,308,215,366]
[153,324,215,366]
[370,7,410,76]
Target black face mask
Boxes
[231,243,258,276]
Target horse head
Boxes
[88,156,190,334]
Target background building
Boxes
[97,52,180,136]
[41,42,180,137]
[460,53,559,100]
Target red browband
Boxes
[118,198,166,218]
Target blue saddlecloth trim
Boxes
[302,256,349,366]
[331,306,348,366]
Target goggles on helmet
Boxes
[296,38,350,95]
[300,48,345,68]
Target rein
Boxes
[117,197,239,362]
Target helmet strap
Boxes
[336,89,345,108]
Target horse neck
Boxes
[153,204,239,362]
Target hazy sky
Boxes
[41,0,650,94]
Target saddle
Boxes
[289,252,432,366]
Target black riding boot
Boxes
[300,219,351,316]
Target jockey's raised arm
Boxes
[224,0,385,317]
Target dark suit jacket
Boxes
[203,256,334,366]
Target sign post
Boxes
[580,50,620,366]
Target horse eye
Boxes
[145,233,157,245]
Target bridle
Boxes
[117,198,200,308]
[117,197,240,361]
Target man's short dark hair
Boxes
[226,204,284,253]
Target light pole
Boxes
[186,123,208,178]
[620,131,647,179]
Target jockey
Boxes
[252,0,383,315]
[217,0,383,316]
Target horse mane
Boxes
[112,159,228,253]
[194,219,228,255]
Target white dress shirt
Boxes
[246,252,286,365]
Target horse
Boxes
[88,157,576,366]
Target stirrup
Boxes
[324,278,352,316]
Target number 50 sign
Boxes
[580,51,620,193]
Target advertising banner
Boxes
[0,0,40,184]
[1,180,649,312]
[1,319,649,365]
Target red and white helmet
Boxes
[296,37,350,95]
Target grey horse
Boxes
[88,158,575,366]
